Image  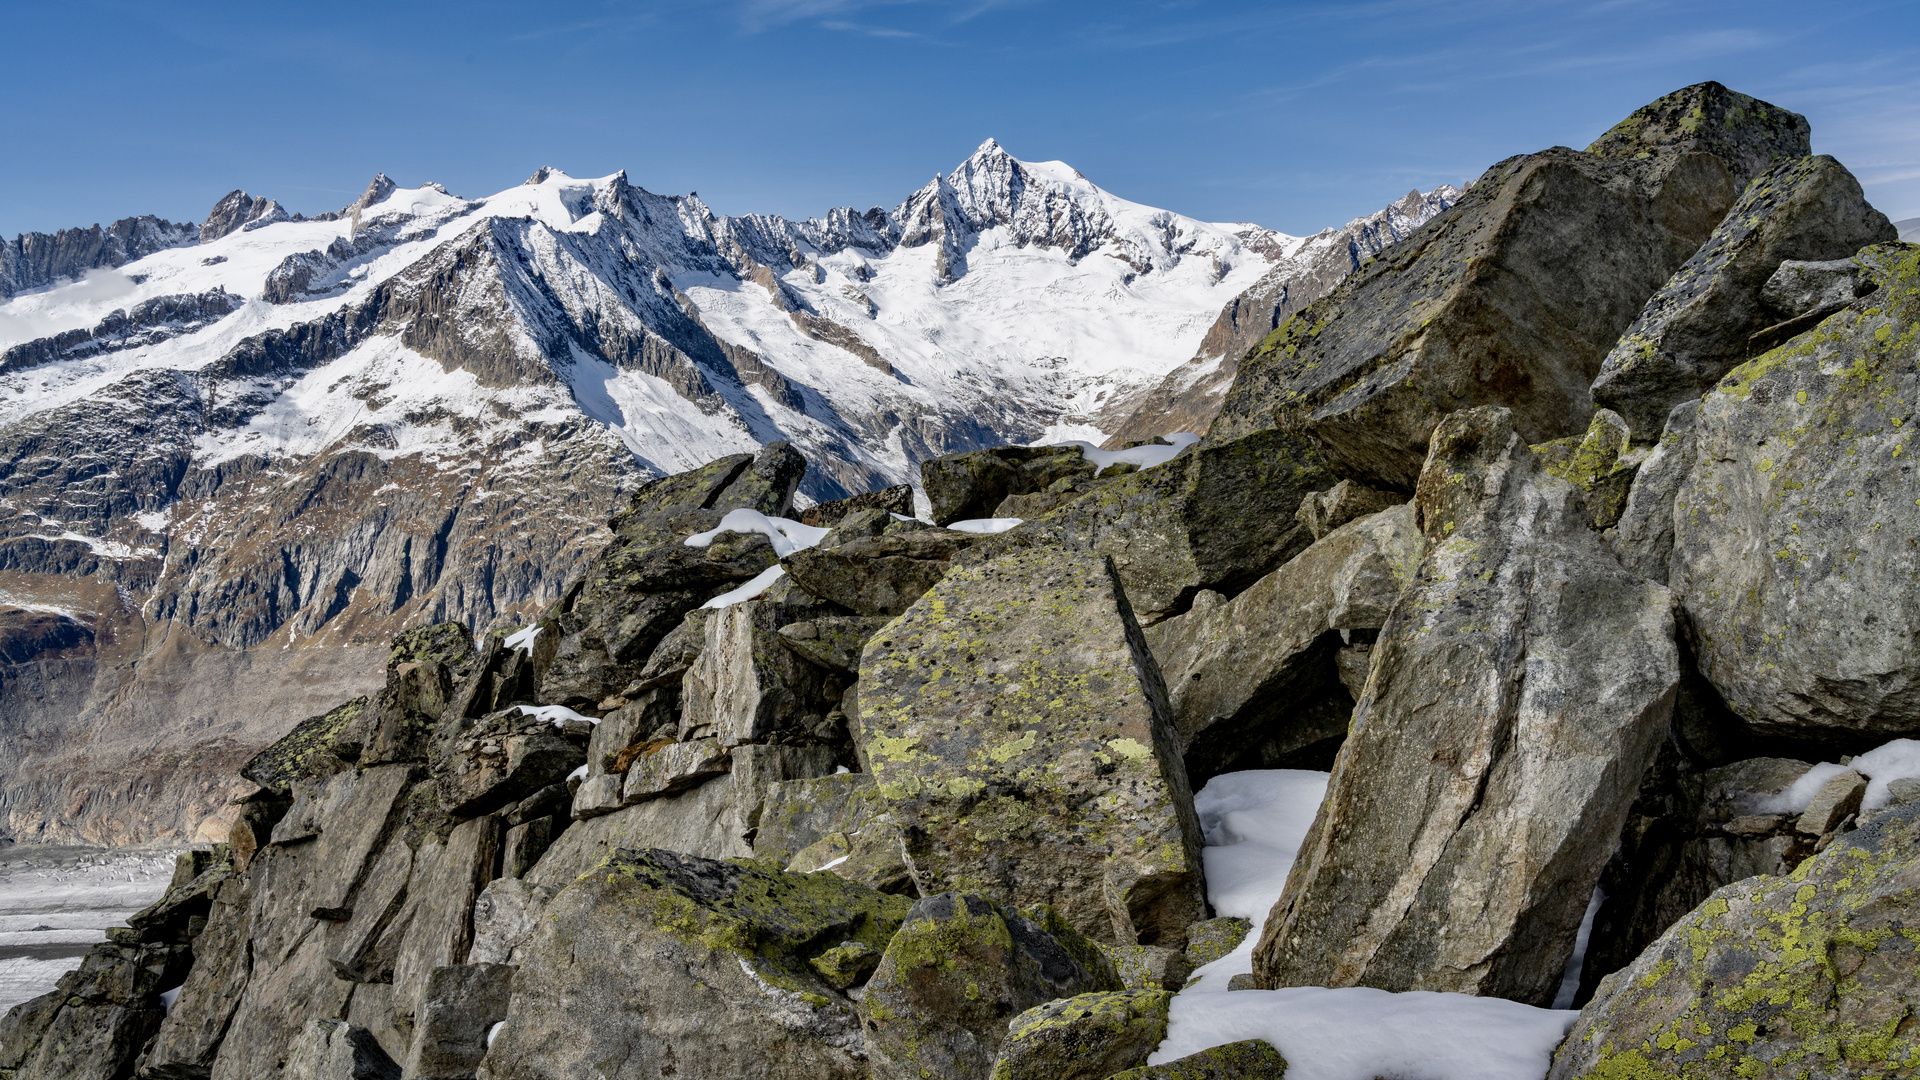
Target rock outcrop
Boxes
[1591,154,1895,436]
[1253,406,1680,1005]
[855,548,1207,948]
[1210,82,1807,490]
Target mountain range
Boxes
[0,141,1453,845]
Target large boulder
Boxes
[989,989,1172,1080]
[1210,83,1809,490]
[1591,154,1895,436]
[1668,241,1920,743]
[861,893,1122,1080]
[970,428,1332,624]
[280,1020,401,1080]
[1550,796,1920,1078]
[1146,501,1419,783]
[0,940,184,1080]
[1253,405,1680,1005]
[477,849,910,1080]
[855,547,1207,947]
[782,524,980,616]
[921,445,1096,525]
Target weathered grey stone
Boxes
[0,989,63,1076]
[862,893,1123,1080]
[795,483,915,528]
[921,445,1095,525]
[1592,154,1895,436]
[1254,405,1679,1005]
[478,850,910,1080]
[537,443,802,706]
[1531,408,1647,530]
[1551,797,1920,1079]
[856,547,1207,947]
[1108,1039,1288,1080]
[212,937,355,1080]
[1584,81,1813,193]
[434,711,585,820]
[1,941,181,1080]
[1760,256,1875,321]
[304,765,414,920]
[989,989,1172,1080]
[1573,755,1815,1007]
[466,877,555,968]
[1607,399,1703,584]
[1669,241,1920,741]
[752,773,880,864]
[137,880,254,1078]
[386,814,502,1029]
[1296,479,1400,540]
[783,529,979,616]
[281,1020,400,1080]
[726,744,840,841]
[621,738,729,803]
[404,964,514,1080]
[327,838,413,982]
[1210,85,1800,489]
[242,697,368,796]
[679,600,833,747]
[567,773,622,819]
[1146,503,1418,782]
[970,428,1331,623]
[500,816,555,879]
[1797,768,1867,835]
[525,774,749,887]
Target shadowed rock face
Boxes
[0,215,197,301]
[1254,406,1678,1006]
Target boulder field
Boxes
[4,81,1918,1080]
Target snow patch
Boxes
[701,565,787,609]
[504,624,540,653]
[519,704,598,727]
[684,509,829,558]
[1061,432,1199,473]
[1754,739,1920,815]
[945,518,1023,535]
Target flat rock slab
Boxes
[1670,241,1920,741]
[1552,798,1920,1079]
[478,849,909,1080]
[1255,406,1679,1006]
[855,548,1206,947]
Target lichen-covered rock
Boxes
[1574,755,1815,1007]
[1254,406,1679,1005]
[1669,241,1920,741]
[969,429,1330,623]
[1585,80,1813,193]
[783,526,979,616]
[1099,945,1193,992]
[241,697,368,795]
[1295,479,1400,541]
[1591,154,1895,436]
[1184,917,1252,969]
[1551,797,1920,1079]
[989,989,1172,1080]
[477,849,910,1080]
[855,547,1207,947]
[861,893,1123,1080]
[0,940,184,1080]
[921,445,1096,525]
[1210,84,1800,489]
[1608,399,1702,585]
[775,615,892,676]
[1108,1039,1289,1080]
[1146,503,1418,782]
[1532,408,1649,530]
[621,738,730,802]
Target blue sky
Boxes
[3,0,1916,240]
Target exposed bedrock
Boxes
[1211,82,1808,490]
[1253,405,1680,1005]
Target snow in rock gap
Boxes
[1159,769,1577,1080]
[1755,737,1920,814]
[945,518,1023,534]
[1551,888,1607,1011]
[518,704,598,727]
[504,624,541,653]
[699,565,788,609]
[683,509,830,558]
[1064,432,1199,472]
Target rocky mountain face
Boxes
[2,142,1417,848]
[6,79,1918,1080]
